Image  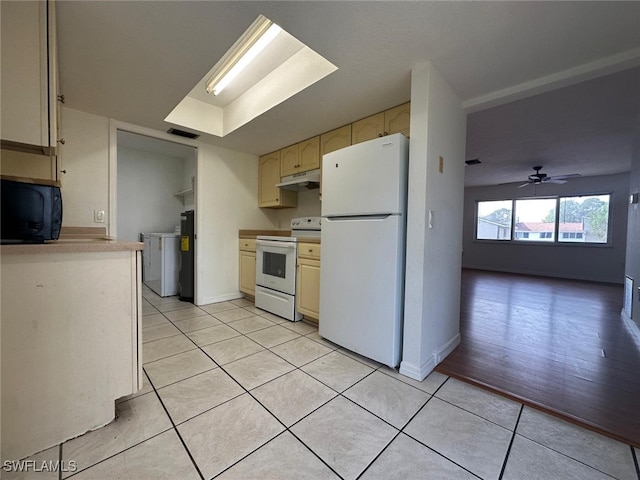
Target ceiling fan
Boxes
[518,166,580,188]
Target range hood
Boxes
[276,169,321,191]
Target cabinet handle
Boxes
[308,249,313,253]
[57,94,65,103]
[58,138,65,145]
[60,169,67,174]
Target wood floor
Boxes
[435,269,640,447]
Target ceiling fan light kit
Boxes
[518,166,580,188]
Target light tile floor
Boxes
[9,286,639,480]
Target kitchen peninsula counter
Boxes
[1,236,143,462]
[0,238,143,255]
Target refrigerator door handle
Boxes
[324,213,399,221]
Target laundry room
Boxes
[117,130,196,299]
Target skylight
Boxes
[165,15,337,138]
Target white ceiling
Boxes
[55,1,640,186]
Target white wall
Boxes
[462,173,629,284]
[196,143,276,305]
[59,107,109,227]
[117,146,189,242]
[401,62,467,381]
[265,189,322,229]
[60,108,280,305]
[624,121,640,329]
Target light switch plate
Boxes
[94,210,105,223]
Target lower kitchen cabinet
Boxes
[239,238,257,297]
[297,242,321,322]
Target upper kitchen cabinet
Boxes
[320,125,352,198]
[385,102,411,138]
[352,103,411,145]
[259,151,297,208]
[1,0,59,156]
[320,125,352,156]
[281,136,320,177]
[280,144,299,177]
[352,112,385,145]
[299,136,320,172]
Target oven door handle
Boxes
[257,240,297,250]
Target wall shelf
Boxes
[174,188,194,198]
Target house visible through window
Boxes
[475,194,610,244]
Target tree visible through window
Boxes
[476,200,512,240]
[556,195,609,243]
[475,194,610,244]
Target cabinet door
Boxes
[321,125,352,156]
[259,152,281,206]
[320,126,352,199]
[297,258,320,320]
[385,102,410,138]
[259,151,297,208]
[352,112,384,145]
[280,144,299,177]
[1,0,57,155]
[239,251,256,296]
[298,136,320,173]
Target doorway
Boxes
[110,125,198,302]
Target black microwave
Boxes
[1,177,63,243]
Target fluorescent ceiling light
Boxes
[206,15,282,96]
[165,14,338,138]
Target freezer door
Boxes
[319,214,405,367]
[321,133,409,217]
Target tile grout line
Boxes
[57,443,62,480]
[193,306,446,478]
[497,404,524,480]
[631,445,640,480]
[354,430,404,480]
[389,376,486,479]
[61,426,173,478]
[143,366,206,480]
[433,393,519,432]
[146,297,471,477]
[170,320,346,479]
[143,295,496,479]
[144,295,640,478]
[512,405,639,478]
[176,306,403,479]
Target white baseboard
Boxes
[399,357,435,381]
[197,292,244,306]
[399,333,461,381]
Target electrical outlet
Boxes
[94,210,105,223]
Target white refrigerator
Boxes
[319,133,409,368]
[143,233,180,297]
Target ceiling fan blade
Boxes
[549,173,581,181]
[517,182,531,188]
[545,178,567,184]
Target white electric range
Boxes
[255,217,321,321]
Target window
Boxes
[476,200,512,240]
[558,195,609,243]
[475,194,610,245]
[514,198,556,242]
